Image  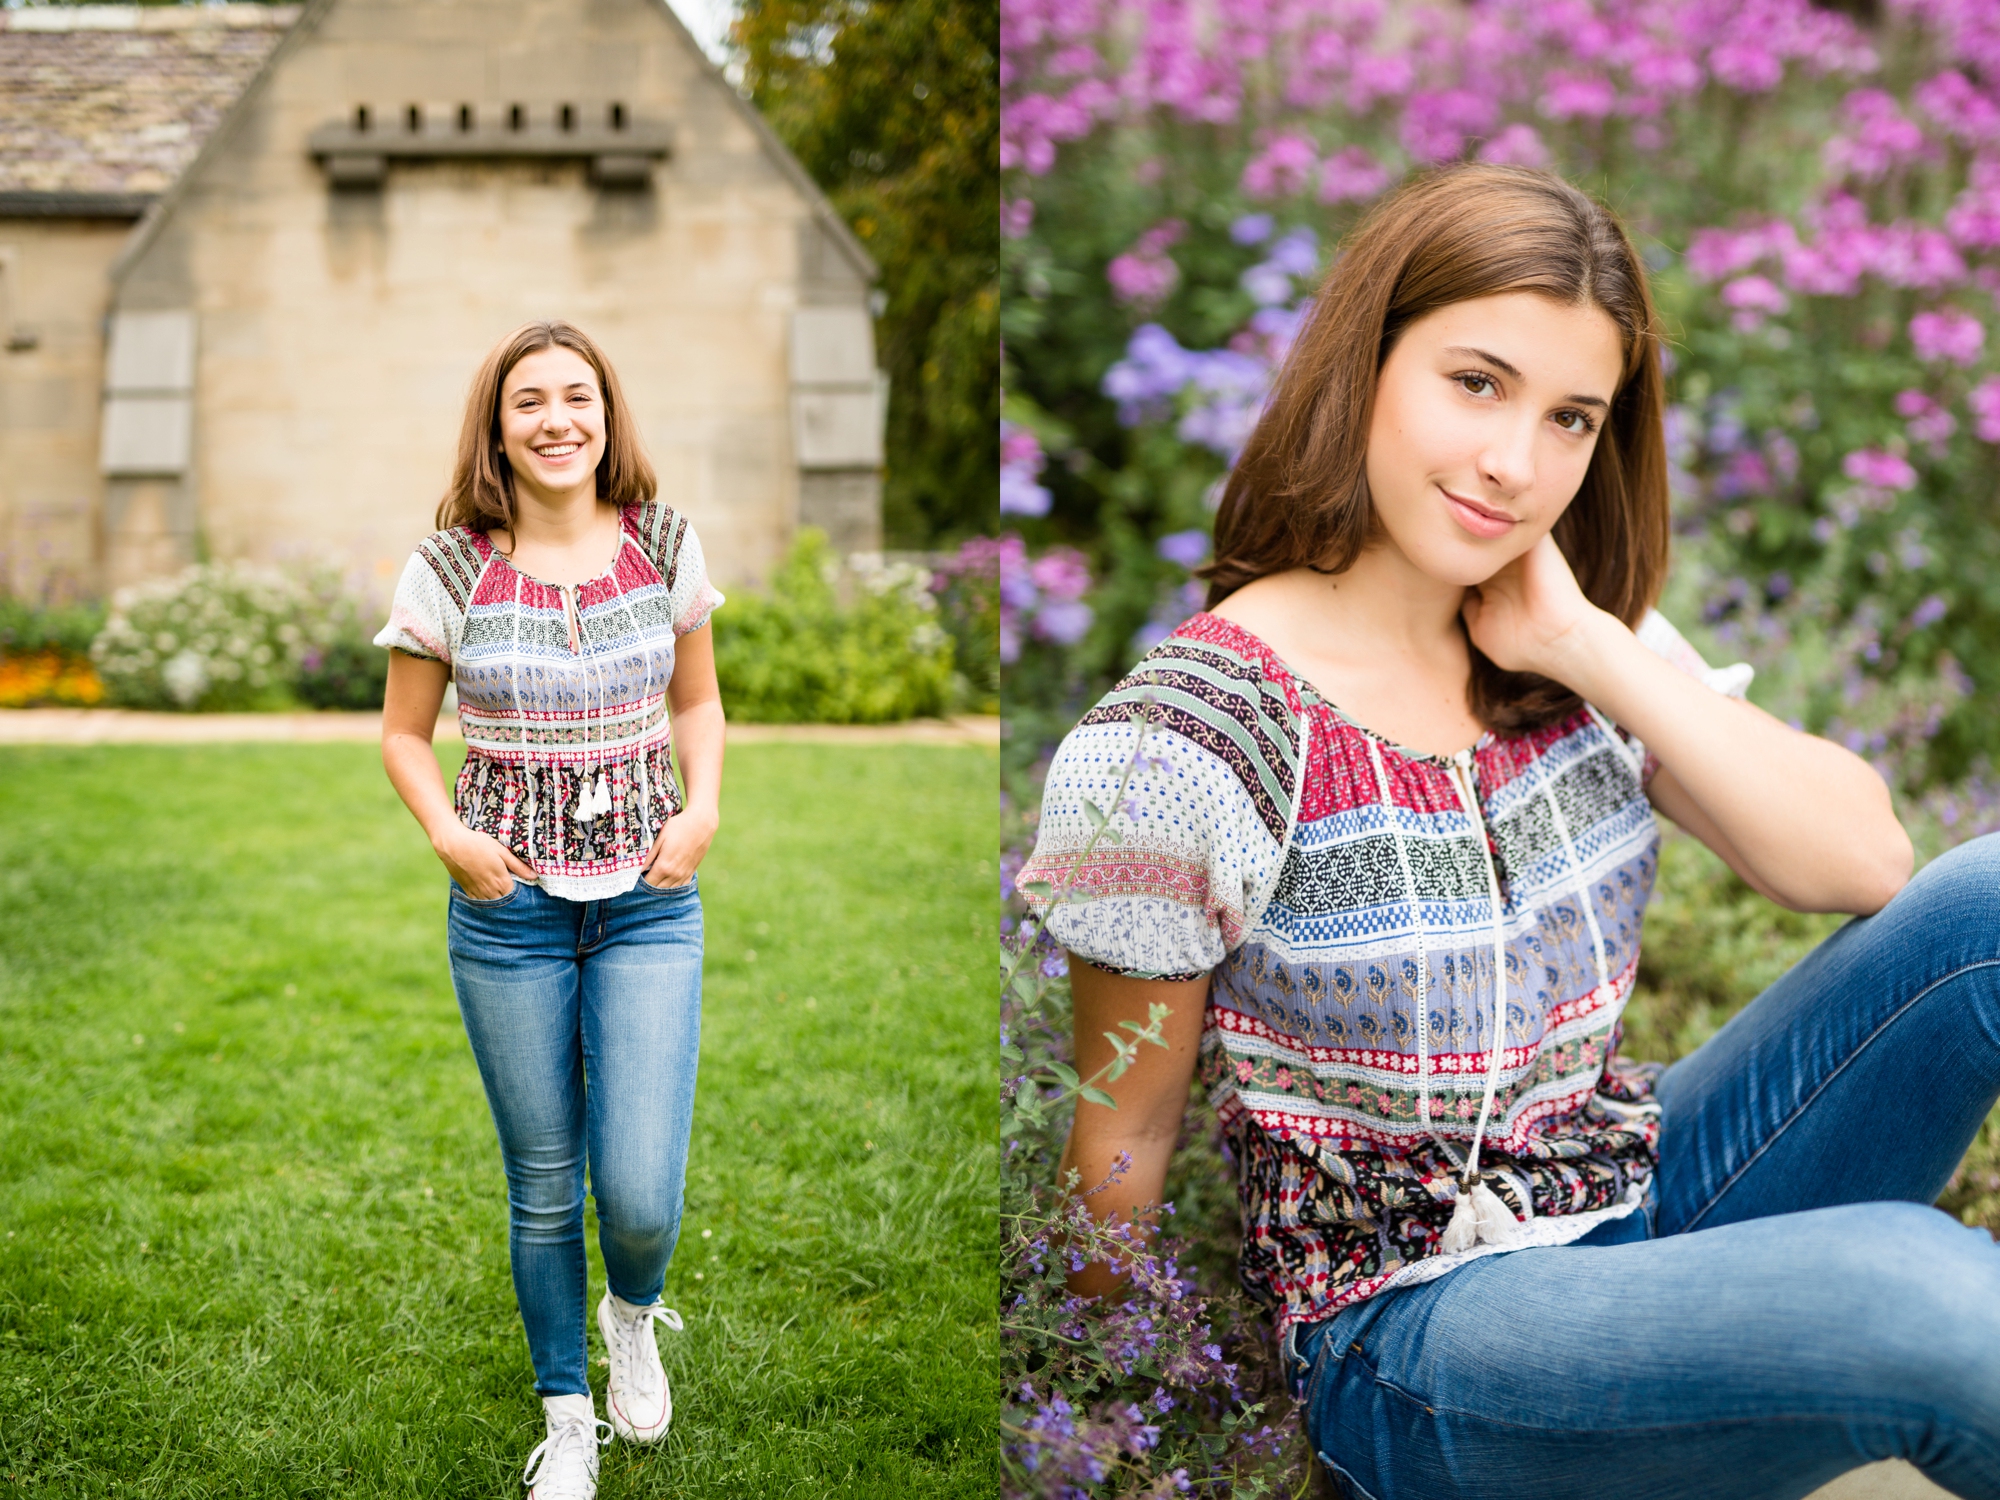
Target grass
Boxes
[0,741,998,1497]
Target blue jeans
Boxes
[1299,833,2000,1500]
[446,875,703,1397]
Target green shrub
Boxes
[714,529,954,723]
[93,563,305,711]
[91,563,384,713]
[0,596,107,658]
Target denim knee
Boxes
[1840,1202,2000,1422]
[1894,832,2000,929]
[507,1171,585,1245]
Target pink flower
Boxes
[1709,40,1783,94]
[1687,221,1796,283]
[1107,253,1179,307]
[1540,72,1618,121]
[1106,220,1187,309]
[1915,71,2000,148]
[1969,377,2000,442]
[1722,274,1789,333]
[1910,308,1986,366]
[1946,160,2000,250]
[1400,89,1498,164]
[1240,131,1317,200]
[1347,51,1415,114]
[1030,547,1093,603]
[1823,89,1930,181]
[1842,448,1919,490]
[1317,145,1391,205]
[1000,422,1052,518]
[1001,198,1035,241]
[1477,124,1550,169]
[1895,390,1959,447]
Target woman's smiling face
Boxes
[1362,291,1626,586]
[498,345,607,500]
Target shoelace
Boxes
[609,1302,685,1401]
[522,1411,612,1497]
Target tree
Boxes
[734,0,998,547]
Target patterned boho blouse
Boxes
[374,501,723,902]
[1020,610,1750,1335]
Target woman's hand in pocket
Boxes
[434,822,535,900]
[643,808,717,889]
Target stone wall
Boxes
[0,217,128,602]
[112,0,875,598]
[2,0,879,605]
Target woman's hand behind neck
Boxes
[1210,551,1486,759]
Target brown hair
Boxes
[1205,163,1671,732]
[437,320,657,534]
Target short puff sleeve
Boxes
[373,543,464,665]
[1017,708,1286,982]
[663,517,724,637]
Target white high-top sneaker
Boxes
[596,1292,684,1442]
[522,1394,612,1499]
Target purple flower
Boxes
[1239,261,1293,306]
[1000,422,1052,518]
[1317,145,1391,205]
[1266,227,1319,277]
[1229,212,1273,245]
[1841,448,1918,490]
[1909,595,1948,631]
[1155,530,1209,569]
[1896,390,1958,446]
[1910,308,1985,366]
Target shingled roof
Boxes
[0,4,297,210]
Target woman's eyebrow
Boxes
[1441,345,1608,408]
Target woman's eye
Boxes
[1553,409,1597,434]
[1457,373,1496,398]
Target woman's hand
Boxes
[643,808,717,889]
[434,821,536,900]
[1460,532,1607,683]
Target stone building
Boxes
[0,0,883,604]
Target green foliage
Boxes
[735,0,998,546]
[0,740,996,1495]
[0,596,105,658]
[714,529,955,723]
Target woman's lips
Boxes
[1442,487,1518,540]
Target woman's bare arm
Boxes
[1466,535,1912,915]
[646,624,724,888]
[1059,961,1209,1298]
[380,649,534,899]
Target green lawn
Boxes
[0,741,997,1497]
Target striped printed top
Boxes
[1020,610,1749,1333]
[374,501,723,902]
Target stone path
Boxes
[0,708,1000,747]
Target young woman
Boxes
[1021,165,2000,1498]
[376,321,724,1500]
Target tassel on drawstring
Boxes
[1440,1174,1530,1254]
[572,770,613,827]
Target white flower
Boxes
[162,651,208,707]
